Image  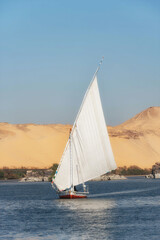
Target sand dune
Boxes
[0,107,160,169]
[109,107,160,168]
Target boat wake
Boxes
[89,187,159,198]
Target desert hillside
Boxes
[109,107,160,168]
[0,106,160,169]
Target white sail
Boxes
[54,75,117,191]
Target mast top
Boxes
[94,56,104,77]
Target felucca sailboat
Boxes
[52,60,117,198]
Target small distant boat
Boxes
[52,59,117,199]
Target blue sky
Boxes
[0,0,160,126]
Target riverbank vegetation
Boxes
[0,165,151,180]
[111,165,151,176]
[0,168,50,180]
[0,168,27,180]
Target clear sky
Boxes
[0,0,160,126]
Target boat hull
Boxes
[58,191,87,199]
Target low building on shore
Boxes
[145,162,160,179]
[19,169,52,182]
[92,174,127,181]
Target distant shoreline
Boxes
[0,175,148,182]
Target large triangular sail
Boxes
[54,74,117,191]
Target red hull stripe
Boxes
[59,194,87,199]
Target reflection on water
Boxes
[53,198,116,239]
[57,198,116,210]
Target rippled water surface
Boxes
[1,177,160,240]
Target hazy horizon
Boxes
[1,105,160,127]
[1,0,160,126]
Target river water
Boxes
[0,177,160,240]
